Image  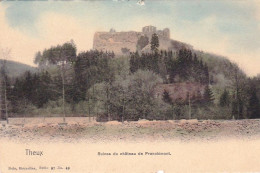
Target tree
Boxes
[94,70,164,121]
[34,51,43,67]
[203,85,214,105]
[0,48,11,123]
[73,50,115,104]
[230,66,247,119]
[150,33,159,53]
[247,86,260,119]
[162,90,172,104]
[137,35,149,52]
[129,52,140,73]
[122,70,163,120]
[219,89,230,107]
[35,41,77,122]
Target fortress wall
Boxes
[93,31,141,54]
[93,27,191,55]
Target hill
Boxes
[0,59,36,78]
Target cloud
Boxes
[170,14,260,76]
[36,12,96,52]
[172,16,230,55]
[0,4,36,64]
[0,4,98,66]
[254,0,260,20]
[1,1,260,76]
[254,0,260,31]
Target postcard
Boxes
[0,0,260,172]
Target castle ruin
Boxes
[93,26,192,55]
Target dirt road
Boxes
[0,118,260,142]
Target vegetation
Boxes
[34,41,77,122]
[150,33,159,53]
[0,59,35,78]
[136,35,149,52]
[1,38,260,121]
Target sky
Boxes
[0,0,260,76]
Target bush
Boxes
[192,105,232,120]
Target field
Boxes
[1,117,260,142]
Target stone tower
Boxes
[142,26,157,33]
[163,28,170,38]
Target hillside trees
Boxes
[130,48,210,84]
[169,49,209,84]
[247,79,260,119]
[10,71,57,114]
[3,38,259,121]
[34,41,77,122]
[203,85,215,105]
[219,89,230,107]
[230,67,248,119]
[73,50,115,103]
[248,87,260,119]
[94,70,168,121]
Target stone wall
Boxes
[93,26,192,55]
[93,31,141,54]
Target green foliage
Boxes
[150,33,159,53]
[0,59,35,78]
[203,85,214,105]
[37,41,77,66]
[73,50,115,103]
[247,85,260,119]
[0,61,12,120]
[162,90,172,104]
[170,104,189,120]
[93,70,167,121]
[219,89,230,107]
[42,99,72,115]
[4,41,260,121]
[130,49,210,84]
[195,50,245,86]
[109,56,130,79]
[10,70,60,113]
[169,49,209,84]
[192,106,232,120]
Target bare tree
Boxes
[230,63,247,119]
[0,48,11,124]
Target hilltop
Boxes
[0,59,36,78]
